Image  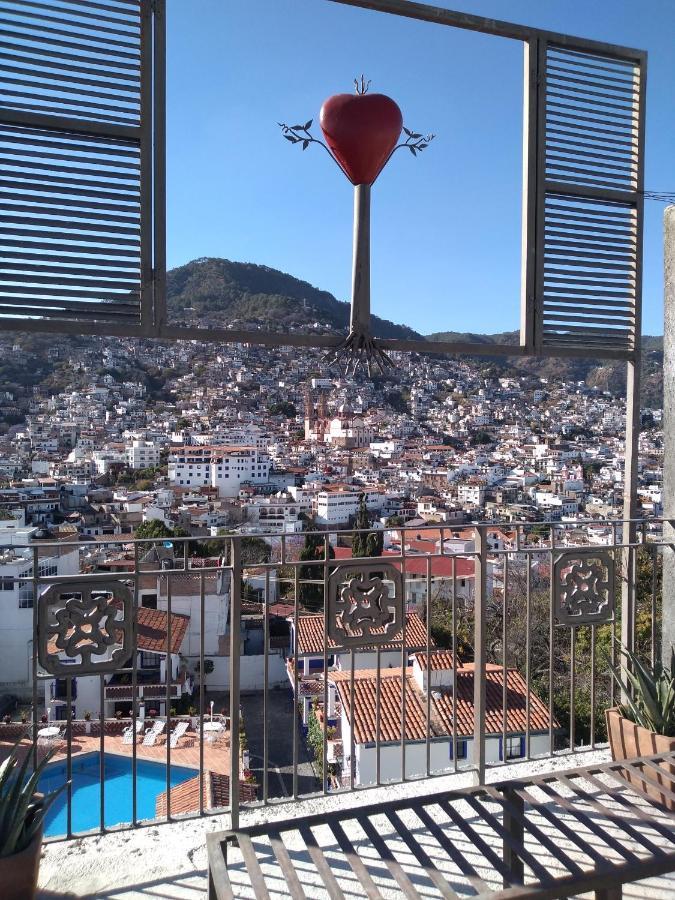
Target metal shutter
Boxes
[523,39,645,358]
[0,0,161,336]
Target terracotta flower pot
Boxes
[606,707,675,810]
[0,827,43,900]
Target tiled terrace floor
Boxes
[35,749,675,899]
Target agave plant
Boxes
[0,742,67,857]
[608,642,675,737]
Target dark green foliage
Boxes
[135,519,173,541]
[469,430,493,446]
[384,390,409,414]
[609,643,675,736]
[299,531,334,610]
[166,258,423,340]
[306,705,338,782]
[267,401,297,418]
[351,494,383,558]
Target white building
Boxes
[126,440,161,470]
[314,487,387,526]
[0,526,79,686]
[168,445,270,499]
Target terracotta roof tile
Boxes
[331,665,554,743]
[136,606,190,655]
[413,650,456,671]
[295,612,433,656]
[155,771,256,816]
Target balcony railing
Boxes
[0,519,663,839]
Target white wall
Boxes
[347,729,552,785]
[73,675,101,719]
[200,652,287,691]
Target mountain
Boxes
[427,330,664,407]
[165,258,663,404]
[166,257,423,341]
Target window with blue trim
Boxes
[449,738,467,759]
[501,735,525,760]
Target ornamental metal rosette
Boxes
[553,550,615,626]
[327,561,403,647]
[38,581,134,676]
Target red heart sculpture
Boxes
[320,91,403,186]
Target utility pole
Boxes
[663,205,675,663]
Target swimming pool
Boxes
[38,752,198,836]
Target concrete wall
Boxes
[350,731,551,785]
[200,652,287,691]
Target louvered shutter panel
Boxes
[0,0,160,335]
[525,40,645,357]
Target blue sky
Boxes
[166,0,675,336]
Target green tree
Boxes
[352,494,383,558]
[135,519,173,541]
[267,401,297,418]
[299,531,334,610]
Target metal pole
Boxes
[662,205,675,663]
[350,183,371,336]
[473,528,486,785]
[229,538,241,830]
[620,358,639,677]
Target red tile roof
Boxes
[295,612,433,656]
[329,547,475,578]
[155,770,257,815]
[136,606,190,655]
[413,650,456,671]
[331,664,554,743]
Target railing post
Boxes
[473,527,487,785]
[229,537,241,830]
[663,205,675,665]
[621,355,640,687]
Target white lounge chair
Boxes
[122,720,144,744]
[142,719,165,746]
[169,720,189,749]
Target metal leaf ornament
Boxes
[279,77,434,376]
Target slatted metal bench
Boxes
[207,751,675,899]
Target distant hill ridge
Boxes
[166,257,662,405]
[166,257,423,341]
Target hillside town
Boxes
[0,332,663,533]
[0,330,663,793]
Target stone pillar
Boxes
[663,206,675,662]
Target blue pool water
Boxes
[38,753,197,836]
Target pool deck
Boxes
[0,727,233,776]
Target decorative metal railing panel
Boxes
[38,581,133,676]
[553,549,615,625]
[328,561,403,647]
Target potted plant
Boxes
[0,742,68,899]
[607,644,675,809]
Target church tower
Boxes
[304,383,315,441]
